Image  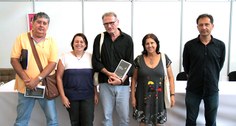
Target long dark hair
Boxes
[141,33,160,56]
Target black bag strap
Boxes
[98,32,104,61]
[27,32,43,72]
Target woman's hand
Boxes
[94,92,99,105]
[61,95,70,108]
[171,95,175,107]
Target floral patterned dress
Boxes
[133,54,171,125]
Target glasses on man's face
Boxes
[103,20,116,27]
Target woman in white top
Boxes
[56,33,98,126]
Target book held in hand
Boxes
[24,85,45,98]
[114,59,132,80]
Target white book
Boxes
[24,85,45,98]
[114,59,132,80]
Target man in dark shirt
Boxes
[92,12,133,126]
[183,14,225,126]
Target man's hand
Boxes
[24,77,40,90]
[108,76,122,85]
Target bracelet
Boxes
[170,94,175,96]
[38,76,43,82]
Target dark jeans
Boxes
[67,98,94,126]
[185,91,219,126]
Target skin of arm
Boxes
[29,61,56,89]
[11,58,56,90]
[56,60,70,108]
[94,86,99,105]
[131,68,138,108]
[167,65,175,107]
[11,58,30,83]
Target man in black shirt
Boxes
[183,14,225,126]
[92,12,133,126]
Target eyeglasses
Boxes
[103,20,116,27]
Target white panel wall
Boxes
[0,0,235,80]
[182,1,230,80]
[83,1,132,53]
[34,2,83,56]
[133,1,181,77]
[230,1,236,72]
[0,2,32,68]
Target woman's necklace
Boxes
[149,57,154,65]
[147,53,159,67]
[73,51,84,60]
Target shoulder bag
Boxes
[94,32,104,86]
[161,53,171,108]
[28,32,59,100]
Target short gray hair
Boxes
[102,12,117,19]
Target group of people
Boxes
[10,11,225,126]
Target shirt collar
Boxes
[197,35,215,44]
[30,31,48,42]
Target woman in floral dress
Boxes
[131,33,175,126]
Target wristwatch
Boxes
[38,76,43,82]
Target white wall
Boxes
[34,2,83,56]
[0,0,235,80]
[0,2,32,67]
[83,1,132,53]
[133,1,181,77]
[182,1,231,80]
[230,1,236,72]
